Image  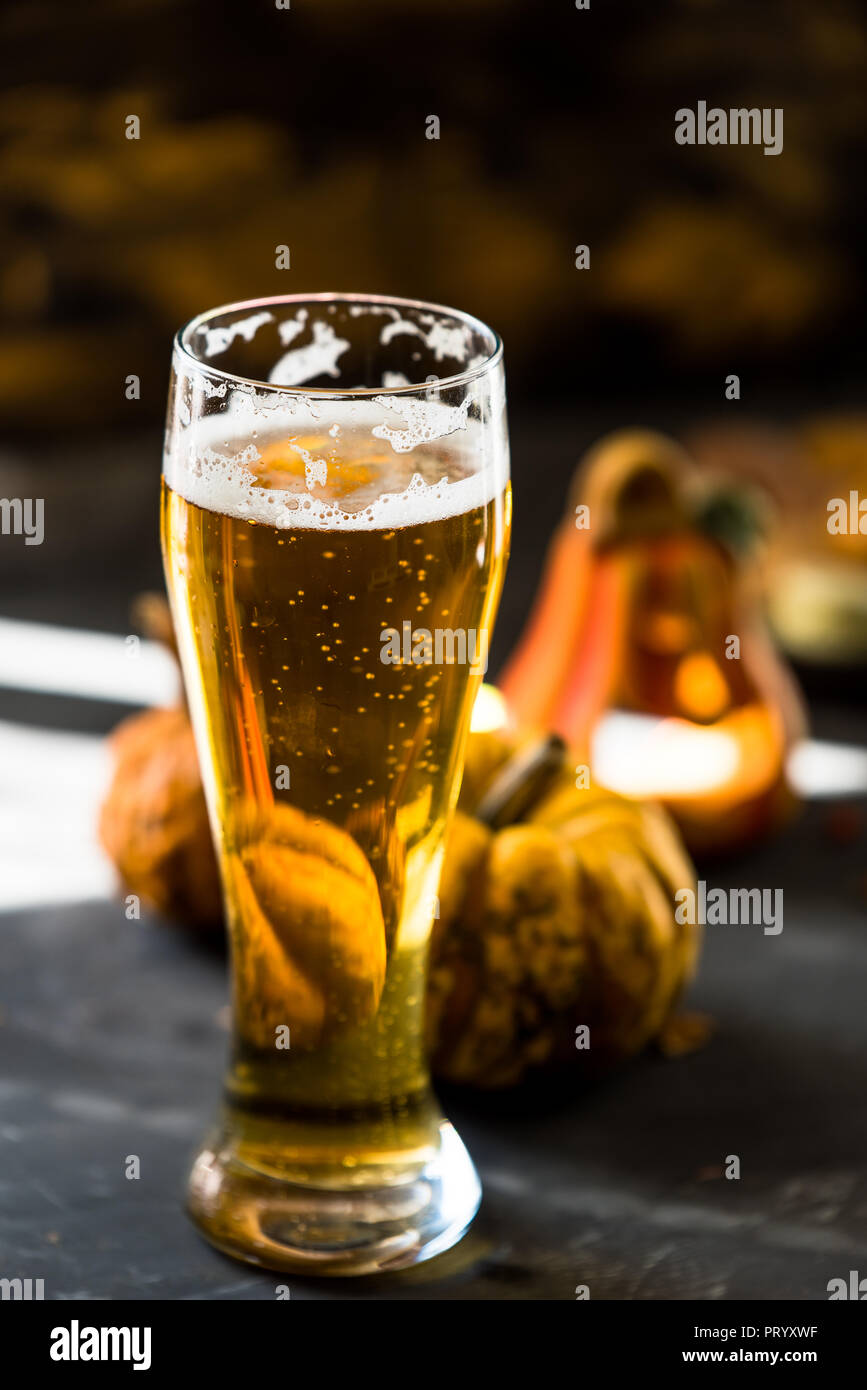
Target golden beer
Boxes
[162,346,510,1272]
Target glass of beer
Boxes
[161,294,510,1273]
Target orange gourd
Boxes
[500,431,807,854]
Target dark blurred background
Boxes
[3,0,867,415]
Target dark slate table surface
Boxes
[2,763,866,1301]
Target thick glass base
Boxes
[187,1111,481,1276]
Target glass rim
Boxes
[174,292,504,399]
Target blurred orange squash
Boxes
[500,431,808,854]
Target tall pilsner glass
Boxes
[161,295,510,1273]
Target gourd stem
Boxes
[473,734,568,829]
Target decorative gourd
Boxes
[99,704,222,930]
[231,802,386,1050]
[426,725,701,1087]
[499,430,808,854]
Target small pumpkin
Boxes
[426,725,701,1086]
[231,801,387,1050]
[99,704,222,930]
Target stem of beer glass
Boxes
[161,294,510,1273]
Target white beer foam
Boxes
[268,320,350,386]
[201,310,274,358]
[165,404,503,532]
[371,395,471,452]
